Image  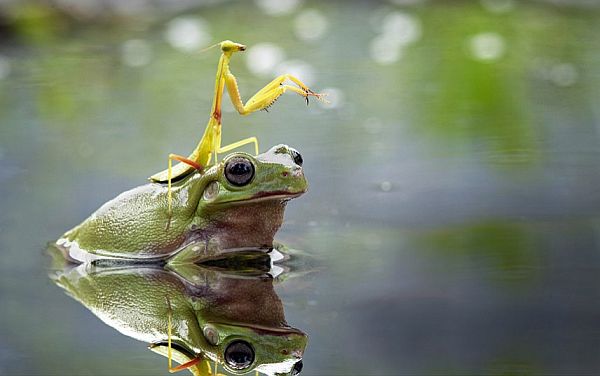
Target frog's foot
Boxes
[167,240,272,270]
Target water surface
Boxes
[1,1,600,374]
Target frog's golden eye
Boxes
[224,340,254,370]
[225,157,255,187]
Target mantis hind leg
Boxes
[165,296,201,373]
[165,154,203,228]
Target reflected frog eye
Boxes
[290,149,303,166]
[224,340,255,370]
[224,157,255,186]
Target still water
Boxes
[1,0,600,374]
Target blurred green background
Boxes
[1,0,600,375]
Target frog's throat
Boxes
[195,200,288,251]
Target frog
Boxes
[55,144,307,264]
[48,257,307,375]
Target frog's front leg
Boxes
[225,73,327,115]
[166,240,210,266]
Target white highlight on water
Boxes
[165,17,211,52]
[275,59,315,87]
[294,8,329,42]
[369,11,421,65]
[255,0,302,16]
[245,43,285,77]
[468,32,506,62]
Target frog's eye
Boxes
[224,340,254,370]
[292,360,303,375]
[290,149,303,166]
[225,157,255,186]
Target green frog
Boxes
[49,258,307,375]
[55,145,307,263]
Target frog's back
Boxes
[57,183,193,262]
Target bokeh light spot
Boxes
[468,32,506,62]
[550,63,578,87]
[380,11,422,46]
[165,17,211,53]
[245,43,285,77]
[294,8,329,42]
[275,60,315,87]
[318,87,344,109]
[380,181,393,192]
[370,34,404,65]
[255,0,302,16]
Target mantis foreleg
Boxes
[225,73,326,115]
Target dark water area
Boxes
[1,0,600,375]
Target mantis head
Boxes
[220,40,246,53]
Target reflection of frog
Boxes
[55,145,306,263]
[50,261,307,375]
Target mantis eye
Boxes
[290,149,303,166]
[225,157,255,186]
[224,340,254,370]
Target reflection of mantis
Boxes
[165,296,205,374]
[149,40,326,214]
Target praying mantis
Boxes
[149,40,326,214]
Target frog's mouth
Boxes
[247,190,305,203]
[211,321,306,337]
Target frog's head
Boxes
[150,323,306,376]
[201,144,307,206]
[193,145,307,250]
[200,322,307,376]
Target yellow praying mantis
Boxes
[149,40,326,214]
